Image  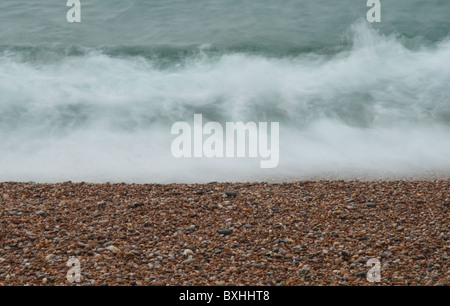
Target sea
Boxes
[0,0,449,183]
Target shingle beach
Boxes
[0,181,448,286]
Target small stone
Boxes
[45,254,55,261]
[185,225,196,233]
[42,278,47,284]
[218,228,232,235]
[366,202,376,208]
[298,265,310,275]
[97,201,106,206]
[36,211,46,217]
[183,249,194,256]
[224,191,238,197]
[77,242,86,248]
[124,252,135,259]
[107,245,121,254]
[182,257,196,265]
[93,254,103,261]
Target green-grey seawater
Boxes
[0,0,449,182]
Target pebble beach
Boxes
[0,180,449,286]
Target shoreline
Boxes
[3,169,450,185]
[1,180,448,286]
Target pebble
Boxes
[182,257,196,265]
[45,254,55,261]
[298,265,311,275]
[133,202,144,208]
[183,249,194,256]
[185,225,196,233]
[218,228,232,235]
[106,245,121,254]
[77,242,87,248]
[224,191,238,197]
[124,252,135,259]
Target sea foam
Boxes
[1,22,450,182]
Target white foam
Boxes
[1,22,450,183]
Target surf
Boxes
[0,21,449,182]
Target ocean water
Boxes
[0,0,450,182]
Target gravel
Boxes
[217,229,233,235]
[0,180,448,286]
